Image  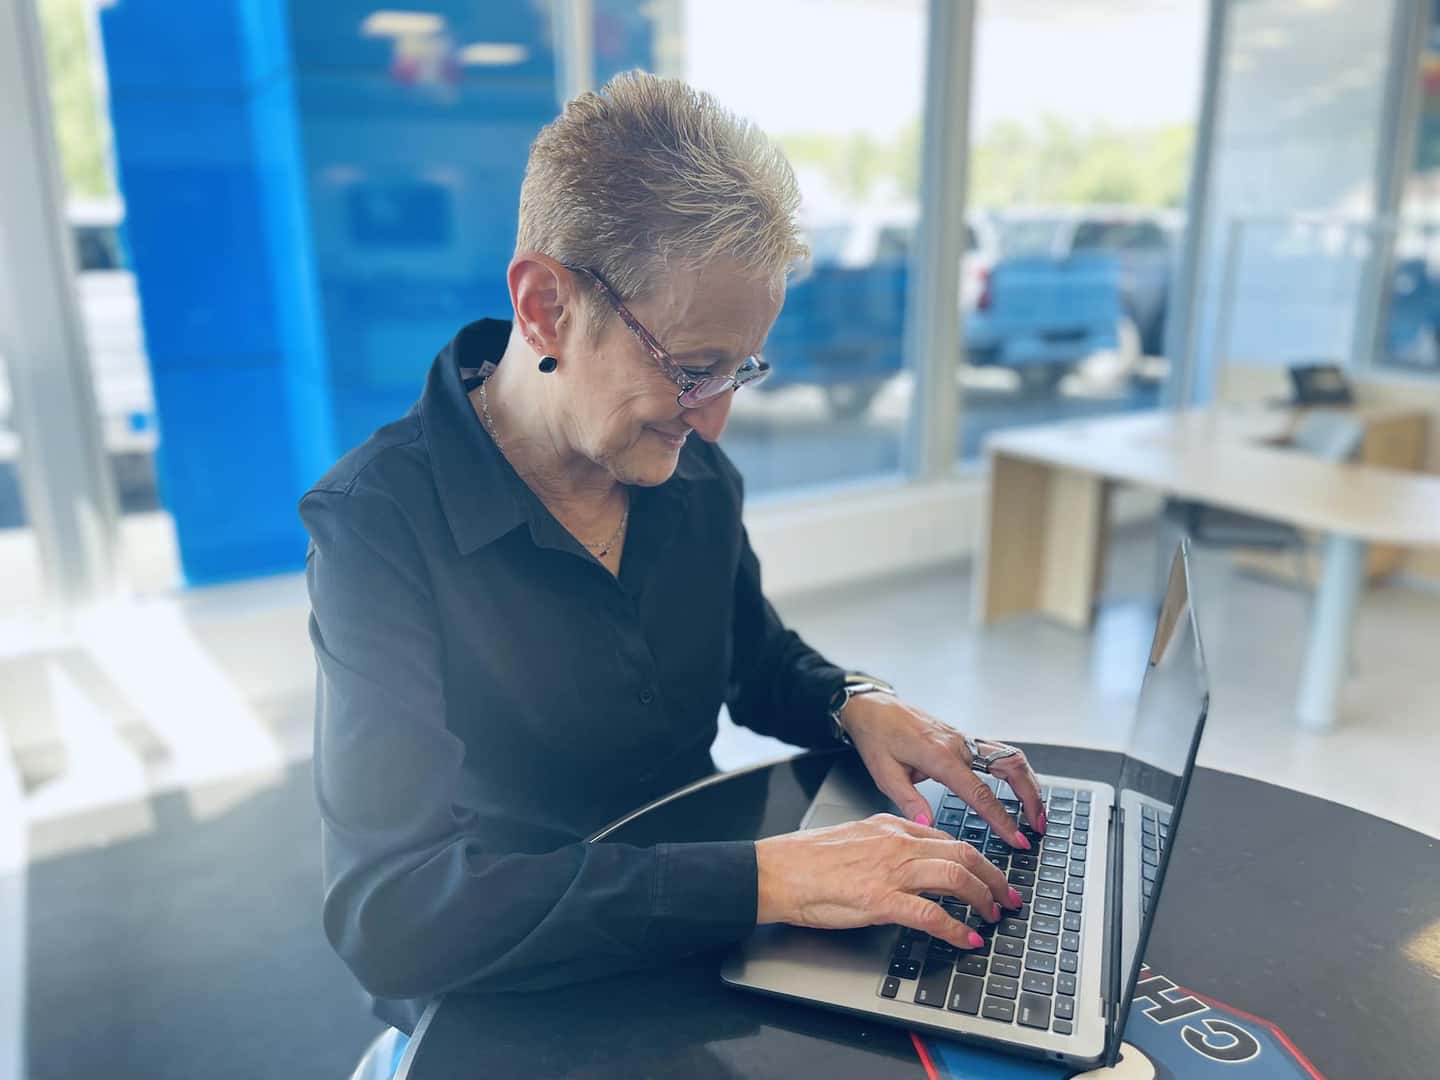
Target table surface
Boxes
[397,744,1440,1080]
[985,407,1440,546]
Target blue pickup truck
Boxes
[757,209,1175,414]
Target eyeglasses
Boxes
[567,265,771,409]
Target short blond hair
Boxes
[516,71,807,319]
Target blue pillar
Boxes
[99,0,333,584]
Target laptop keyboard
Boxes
[1139,803,1170,916]
[878,777,1091,1036]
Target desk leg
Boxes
[1296,534,1366,732]
[976,452,1108,630]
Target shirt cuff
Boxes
[647,840,759,952]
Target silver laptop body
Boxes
[722,543,1210,1072]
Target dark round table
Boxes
[395,744,1440,1079]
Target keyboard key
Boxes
[1047,811,1073,826]
[1008,868,1036,887]
[1017,992,1052,1030]
[1029,933,1059,955]
[881,976,900,998]
[963,825,989,843]
[1015,885,1034,903]
[1054,787,1075,800]
[1022,971,1055,995]
[1055,995,1076,1020]
[999,917,1029,938]
[987,975,1019,1000]
[1015,903,1031,920]
[986,855,1009,873]
[1036,882,1065,900]
[1066,878,1085,895]
[1037,866,1066,884]
[1047,825,1071,839]
[892,940,914,960]
[948,974,984,1015]
[1040,851,1067,869]
[1054,1019,1074,1035]
[1042,837,1069,854]
[1061,932,1081,952]
[957,954,989,978]
[940,794,967,810]
[1035,897,1064,917]
[1071,831,1088,848]
[1142,863,1157,883]
[1068,862,1086,879]
[914,961,953,1007]
[962,935,993,956]
[1000,799,1020,813]
[990,955,1021,978]
[1077,790,1092,803]
[1142,806,1157,823]
[986,838,1012,856]
[942,901,968,921]
[930,939,960,959]
[1057,973,1077,996]
[1024,951,1057,974]
[1065,894,1084,913]
[937,808,966,827]
[1012,854,1039,871]
[1031,915,1061,935]
[1064,912,1082,933]
[890,959,921,979]
[994,935,1025,958]
[982,998,1016,1023]
[1069,852,1087,870]
[1059,952,1079,974]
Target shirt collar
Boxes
[420,318,715,557]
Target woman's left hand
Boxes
[839,693,1046,850]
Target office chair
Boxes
[1158,409,1368,585]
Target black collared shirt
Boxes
[300,319,848,1033]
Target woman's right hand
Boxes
[754,814,1025,949]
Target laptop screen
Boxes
[1107,542,1210,1060]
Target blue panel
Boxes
[150,365,311,585]
[101,0,291,92]
[101,0,331,583]
[287,0,575,449]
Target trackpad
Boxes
[803,803,868,830]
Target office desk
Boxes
[977,407,1440,731]
[395,746,1440,1080]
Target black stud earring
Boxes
[537,355,558,373]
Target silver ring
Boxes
[965,736,1021,775]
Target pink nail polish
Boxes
[914,812,932,828]
[967,931,985,949]
[1007,888,1023,908]
[1013,832,1032,851]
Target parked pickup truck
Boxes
[758,210,999,417]
[756,207,1174,415]
[964,210,1175,391]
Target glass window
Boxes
[628,0,925,496]
[957,0,1203,461]
[31,0,172,595]
[1378,1,1440,375]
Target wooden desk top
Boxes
[985,407,1440,547]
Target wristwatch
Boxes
[828,673,896,746]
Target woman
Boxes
[300,72,1045,1041]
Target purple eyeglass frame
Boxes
[566,265,771,409]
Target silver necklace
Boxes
[478,379,630,558]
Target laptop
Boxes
[721,542,1210,1071]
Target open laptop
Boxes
[722,542,1210,1071]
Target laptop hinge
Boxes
[1101,802,1125,1064]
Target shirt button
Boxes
[639,687,655,705]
